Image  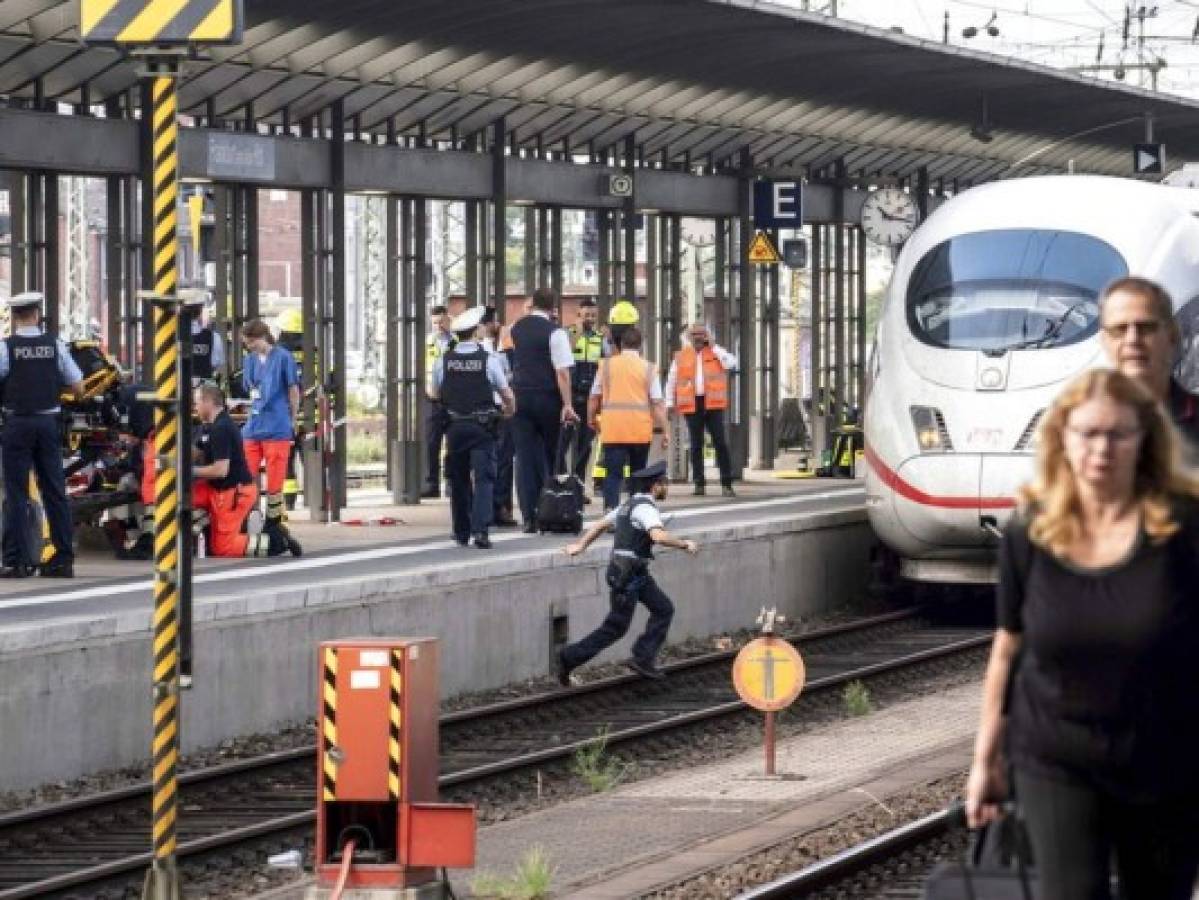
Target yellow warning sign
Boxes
[732,637,805,712]
[81,0,243,45]
[748,230,781,265]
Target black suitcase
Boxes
[536,423,584,534]
[924,807,1035,900]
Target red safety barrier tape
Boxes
[337,516,405,527]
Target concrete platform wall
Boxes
[0,507,870,791]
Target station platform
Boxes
[0,476,870,791]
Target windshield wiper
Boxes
[1001,300,1091,352]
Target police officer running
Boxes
[0,292,84,578]
[569,299,604,487]
[557,460,698,682]
[429,307,515,549]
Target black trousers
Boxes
[600,442,649,510]
[1014,769,1198,900]
[493,417,514,515]
[511,389,562,524]
[423,398,448,491]
[2,414,73,565]
[445,420,497,542]
[561,572,674,669]
[571,397,595,482]
[685,395,734,487]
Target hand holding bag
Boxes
[924,805,1036,900]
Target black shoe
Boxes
[722,485,736,498]
[472,533,492,549]
[521,521,537,534]
[555,650,575,688]
[421,487,441,499]
[627,658,666,681]
[119,533,154,561]
[39,559,75,579]
[693,484,706,496]
[286,535,303,558]
[455,536,470,547]
[0,565,36,579]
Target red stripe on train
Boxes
[864,445,1016,510]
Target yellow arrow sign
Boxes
[748,230,781,265]
[81,0,242,45]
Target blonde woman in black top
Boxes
[966,368,1199,900]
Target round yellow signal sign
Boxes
[732,637,805,713]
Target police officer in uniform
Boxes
[429,307,515,549]
[569,299,604,488]
[0,292,84,578]
[557,460,699,682]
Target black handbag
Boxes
[924,807,1036,900]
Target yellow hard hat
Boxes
[277,308,303,334]
[608,300,639,326]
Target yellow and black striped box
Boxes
[80,0,243,45]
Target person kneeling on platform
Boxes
[557,460,698,683]
[429,306,516,550]
[192,382,301,559]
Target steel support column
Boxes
[757,229,779,470]
[623,135,636,302]
[8,171,26,293]
[330,100,348,516]
[299,184,323,521]
[667,214,682,367]
[385,195,402,503]
[397,197,422,503]
[492,118,507,317]
[645,214,659,361]
[212,187,231,364]
[464,199,479,304]
[550,207,563,299]
[855,225,868,411]
[105,176,124,361]
[810,225,825,462]
[598,210,611,313]
[523,207,536,293]
[732,149,754,478]
[42,175,59,335]
[244,188,259,321]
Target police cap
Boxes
[630,460,668,482]
[451,306,485,334]
[6,291,44,310]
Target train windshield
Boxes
[906,229,1127,352]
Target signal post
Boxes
[79,3,244,898]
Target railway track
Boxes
[0,609,990,899]
[736,805,968,900]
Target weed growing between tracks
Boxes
[843,679,873,716]
[573,726,631,793]
[472,845,556,899]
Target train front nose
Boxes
[887,454,1027,547]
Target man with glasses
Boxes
[1098,276,1199,457]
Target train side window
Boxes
[1175,295,1199,393]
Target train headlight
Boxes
[910,406,953,452]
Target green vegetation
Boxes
[843,679,873,717]
[471,846,555,900]
[572,726,630,793]
[347,430,386,465]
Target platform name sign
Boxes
[80,0,243,44]
[753,180,804,229]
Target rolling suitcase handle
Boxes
[555,421,579,477]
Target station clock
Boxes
[860,188,919,247]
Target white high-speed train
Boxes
[864,175,1199,584]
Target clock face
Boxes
[860,188,919,247]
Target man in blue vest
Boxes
[509,288,578,532]
[0,292,84,578]
[190,305,225,384]
[429,307,515,549]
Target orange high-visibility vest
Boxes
[599,353,654,444]
[673,345,728,413]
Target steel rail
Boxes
[733,804,966,899]
[0,610,985,900]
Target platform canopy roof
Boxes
[3,0,1199,182]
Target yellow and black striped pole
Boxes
[322,647,339,801]
[389,648,402,800]
[144,61,184,900]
